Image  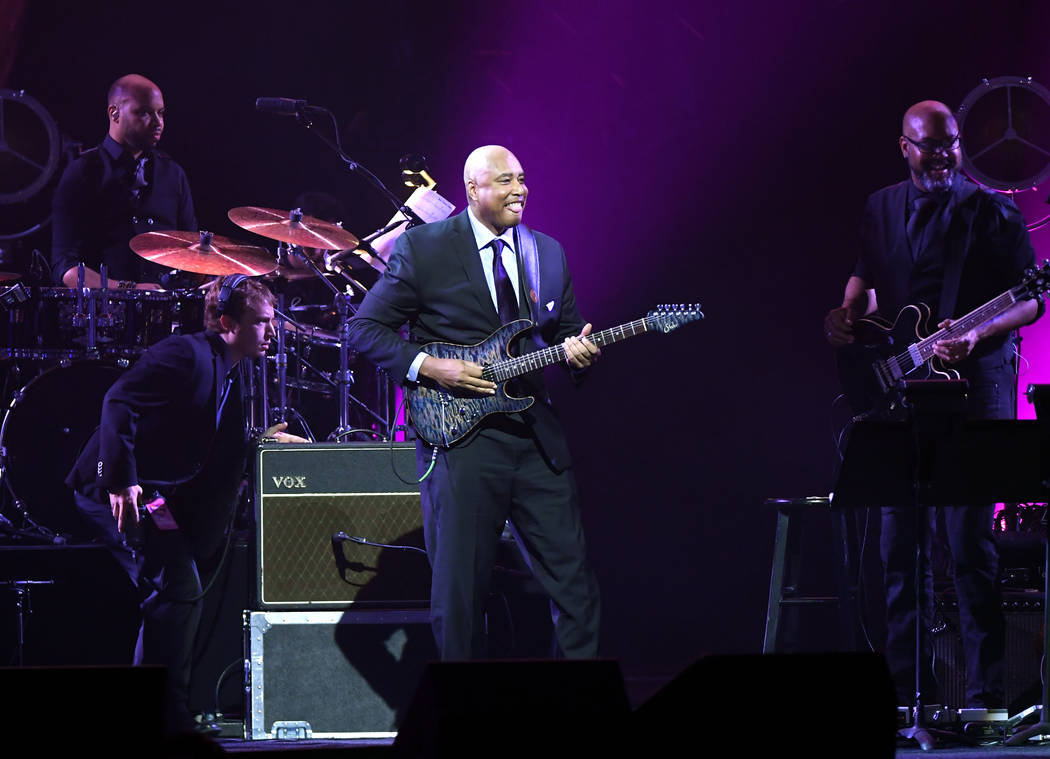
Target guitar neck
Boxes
[900,287,1022,369]
[486,317,653,382]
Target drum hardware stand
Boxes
[273,292,288,425]
[278,246,390,440]
[0,281,29,310]
[0,580,53,665]
[73,262,97,353]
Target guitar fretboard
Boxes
[884,287,1022,377]
[484,317,655,383]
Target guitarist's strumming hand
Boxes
[824,307,856,347]
[419,357,496,395]
[563,324,601,369]
[932,319,978,364]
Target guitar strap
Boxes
[515,224,541,324]
[936,182,982,322]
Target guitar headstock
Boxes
[646,303,704,333]
[1021,260,1050,299]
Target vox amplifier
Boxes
[254,442,430,608]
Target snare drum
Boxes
[0,360,125,539]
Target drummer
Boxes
[50,74,199,290]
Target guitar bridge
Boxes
[873,359,900,394]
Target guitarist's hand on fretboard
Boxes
[931,318,978,364]
[419,356,496,395]
[563,323,601,369]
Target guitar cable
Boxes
[388,392,439,485]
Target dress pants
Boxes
[880,366,1012,707]
[74,491,213,734]
[417,417,601,660]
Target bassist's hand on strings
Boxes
[420,357,496,395]
[563,324,600,369]
[932,319,977,364]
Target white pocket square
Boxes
[545,300,555,312]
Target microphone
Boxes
[255,97,309,115]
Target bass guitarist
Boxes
[823,100,1042,709]
[346,145,602,661]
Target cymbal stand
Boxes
[280,246,382,440]
[273,292,288,425]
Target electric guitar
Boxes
[406,304,704,447]
[836,261,1050,418]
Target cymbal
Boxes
[228,206,359,251]
[129,231,277,276]
[0,271,21,282]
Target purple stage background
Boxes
[2,0,1050,683]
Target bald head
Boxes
[899,100,961,192]
[107,74,161,109]
[107,74,165,156]
[463,145,528,234]
[901,100,957,140]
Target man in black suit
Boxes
[347,145,601,660]
[824,101,1042,708]
[67,276,305,734]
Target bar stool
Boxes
[762,496,859,653]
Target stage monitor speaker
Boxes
[255,442,430,608]
[392,659,629,757]
[0,665,164,754]
[632,652,897,758]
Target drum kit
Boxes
[0,205,397,541]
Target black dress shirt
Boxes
[50,135,197,285]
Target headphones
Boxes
[216,274,249,315]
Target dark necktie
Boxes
[491,238,518,326]
[906,194,939,260]
[131,156,148,200]
[216,370,236,427]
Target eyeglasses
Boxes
[903,134,960,154]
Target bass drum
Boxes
[0,361,124,540]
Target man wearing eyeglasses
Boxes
[823,100,1042,710]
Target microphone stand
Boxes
[282,102,412,442]
[292,105,426,230]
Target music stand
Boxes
[1003,384,1050,746]
[833,380,1049,749]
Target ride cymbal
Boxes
[228,206,359,251]
[129,230,277,276]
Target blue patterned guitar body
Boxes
[407,319,536,448]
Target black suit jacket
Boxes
[347,210,586,470]
[67,331,247,535]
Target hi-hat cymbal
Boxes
[129,230,277,276]
[228,206,359,251]
[0,271,21,282]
